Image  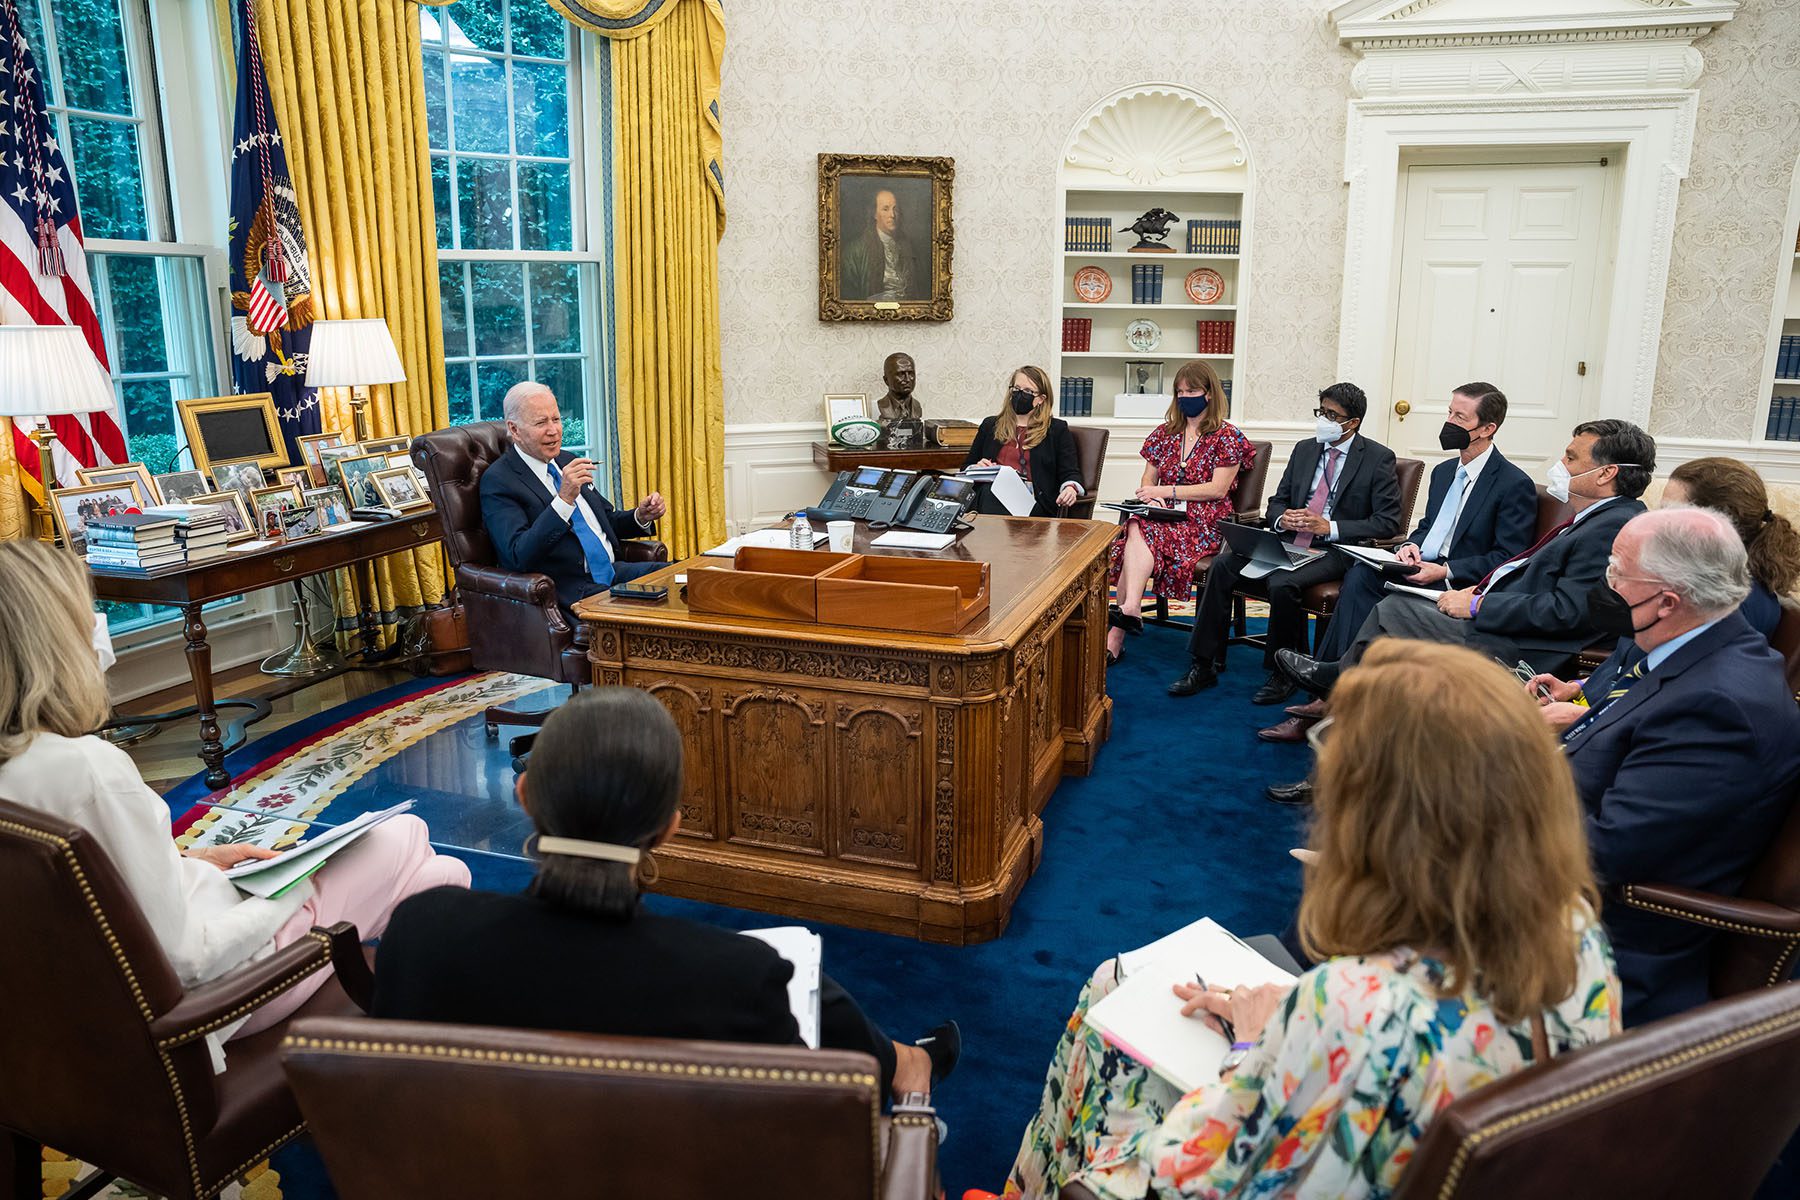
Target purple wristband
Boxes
[1230,1041,1255,1052]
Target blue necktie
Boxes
[546,461,615,587]
[1417,465,1468,563]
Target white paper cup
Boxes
[827,521,856,553]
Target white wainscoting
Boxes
[105,599,286,706]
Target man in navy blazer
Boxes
[1170,382,1404,702]
[1528,508,1800,1025]
[480,381,666,616]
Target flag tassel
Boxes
[264,235,289,283]
[34,216,66,277]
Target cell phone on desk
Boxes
[609,581,668,602]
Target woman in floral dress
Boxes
[1107,359,1253,665]
[983,640,1622,1199]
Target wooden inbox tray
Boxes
[815,555,990,635]
[684,546,858,622]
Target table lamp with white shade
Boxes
[304,318,406,442]
[0,325,120,543]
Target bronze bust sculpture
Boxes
[875,352,922,421]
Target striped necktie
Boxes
[1564,656,1647,743]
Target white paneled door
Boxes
[1380,161,1610,467]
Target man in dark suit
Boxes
[1264,419,1654,807]
[1169,382,1403,701]
[1527,507,1800,1025]
[479,381,666,616]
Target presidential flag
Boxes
[0,0,126,497]
[226,0,316,459]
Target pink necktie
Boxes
[1292,449,1339,549]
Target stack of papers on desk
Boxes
[704,527,827,557]
[1084,917,1295,1091]
[741,926,822,1047]
[223,800,415,898]
[871,530,956,550]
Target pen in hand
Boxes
[1195,974,1236,1044]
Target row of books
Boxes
[1775,334,1800,381]
[1132,264,1166,304]
[1059,378,1095,417]
[1062,317,1093,352]
[84,505,230,573]
[1196,320,1237,355]
[1064,218,1113,252]
[1766,396,1800,442]
[1186,219,1240,254]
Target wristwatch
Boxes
[1218,1041,1255,1077]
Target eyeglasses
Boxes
[1305,716,1334,752]
[1311,408,1350,422]
[1604,557,1666,590]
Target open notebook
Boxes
[1084,917,1296,1092]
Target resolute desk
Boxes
[574,517,1114,944]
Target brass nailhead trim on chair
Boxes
[1433,1004,1800,1199]
[1619,887,1800,987]
[156,931,336,1047]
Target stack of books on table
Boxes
[84,512,183,573]
[145,504,231,564]
[928,419,979,450]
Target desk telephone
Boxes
[813,469,975,534]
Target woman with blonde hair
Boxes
[1662,456,1798,637]
[0,540,468,1066]
[964,365,1084,517]
[1105,359,1253,665]
[981,640,1619,1200]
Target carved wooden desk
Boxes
[574,517,1115,944]
[89,513,444,790]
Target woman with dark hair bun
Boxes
[1662,457,1799,637]
[372,687,959,1103]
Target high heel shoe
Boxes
[1105,645,1123,667]
[1106,603,1144,635]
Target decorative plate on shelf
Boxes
[1185,268,1226,305]
[1125,319,1163,353]
[1072,265,1112,303]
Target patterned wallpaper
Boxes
[718,0,1800,442]
[716,0,1357,427]
[1652,0,1800,441]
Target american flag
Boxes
[0,0,126,498]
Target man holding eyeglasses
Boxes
[1523,507,1800,1026]
[1169,382,1403,701]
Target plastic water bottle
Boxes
[790,511,813,550]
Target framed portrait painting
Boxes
[818,154,954,322]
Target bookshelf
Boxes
[1054,85,1251,444]
[1763,162,1800,443]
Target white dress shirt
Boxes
[513,444,615,567]
[1305,434,1355,542]
[1410,445,1494,583]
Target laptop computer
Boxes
[1219,521,1327,578]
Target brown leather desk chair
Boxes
[1148,439,1274,627]
[1060,983,1800,1200]
[1065,424,1110,520]
[281,1017,940,1200]
[411,421,667,744]
[0,799,373,1200]
[1620,777,1800,999]
[1774,599,1800,701]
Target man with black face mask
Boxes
[1519,507,1800,1026]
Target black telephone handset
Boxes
[863,469,919,525]
[895,475,976,534]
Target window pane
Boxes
[455,156,514,250]
[470,262,526,357]
[16,0,55,106]
[517,160,571,251]
[476,359,527,421]
[439,261,469,358]
[103,256,166,373]
[51,0,133,116]
[510,0,567,59]
[449,54,509,154]
[530,262,580,355]
[68,117,146,239]
[447,360,476,426]
[444,2,505,54]
[423,48,447,150]
[418,5,444,45]
[536,358,585,451]
[121,380,179,473]
[431,155,452,247]
[511,61,567,158]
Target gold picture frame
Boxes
[359,435,413,459]
[50,483,143,554]
[188,491,255,543]
[296,431,349,487]
[334,452,391,508]
[818,153,954,323]
[249,483,302,541]
[76,461,157,506]
[176,393,288,476]
[370,465,432,512]
[274,465,313,492]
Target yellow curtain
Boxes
[553,0,726,558]
[0,425,26,542]
[249,0,451,648]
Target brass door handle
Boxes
[1393,400,1411,420]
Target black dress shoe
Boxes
[1265,779,1314,806]
[1252,672,1298,705]
[1274,648,1339,698]
[1106,604,1145,635]
[1167,661,1217,697]
[916,1019,962,1086]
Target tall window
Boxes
[422,0,606,470]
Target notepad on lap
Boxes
[1085,917,1296,1092]
[1383,581,1447,602]
[741,926,822,1048]
[223,799,416,899]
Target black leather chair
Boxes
[411,422,667,754]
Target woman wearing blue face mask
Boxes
[1106,360,1254,665]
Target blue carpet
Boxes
[228,623,1317,1196]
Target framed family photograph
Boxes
[335,453,390,508]
[153,470,211,504]
[211,461,267,512]
[304,485,352,528]
[371,466,431,512]
[51,484,141,554]
[189,491,254,543]
[296,431,348,487]
[77,462,157,507]
[275,465,313,492]
[818,153,954,322]
[360,435,413,459]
